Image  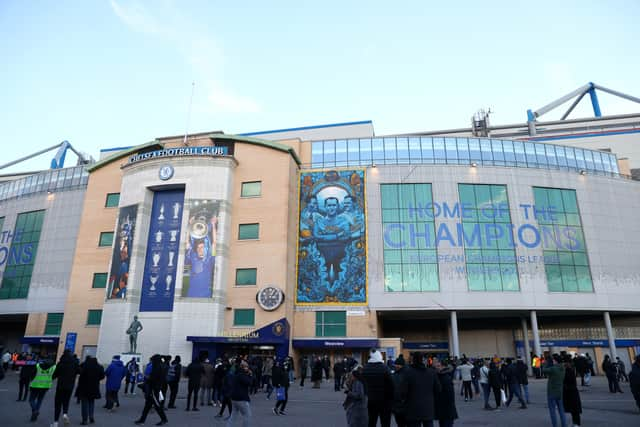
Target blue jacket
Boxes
[105,359,127,391]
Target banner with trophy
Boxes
[139,190,185,312]
[182,200,219,298]
[107,204,138,299]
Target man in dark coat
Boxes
[227,359,253,425]
[322,355,331,381]
[361,349,394,427]
[404,352,441,427]
[76,356,105,425]
[135,354,168,425]
[433,359,458,427]
[18,353,37,401]
[516,357,530,404]
[311,357,323,388]
[272,359,290,415]
[333,359,346,392]
[391,356,409,427]
[602,355,623,393]
[184,356,205,411]
[299,356,309,387]
[52,349,79,426]
[629,355,640,411]
[562,355,582,427]
[167,355,182,409]
[504,358,527,409]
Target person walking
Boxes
[299,356,308,387]
[391,356,409,427]
[200,358,214,406]
[76,356,105,425]
[134,354,168,426]
[104,355,127,411]
[487,362,503,410]
[458,358,474,402]
[344,366,368,427]
[334,358,346,392]
[322,355,331,382]
[478,359,491,410]
[124,357,139,396]
[215,362,233,419]
[51,349,79,427]
[516,357,530,404]
[434,359,458,427]
[562,355,582,427]
[311,357,323,389]
[185,356,204,411]
[166,355,181,409]
[543,354,567,427]
[602,355,623,393]
[629,355,640,412]
[226,359,253,427]
[272,359,290,415]
[616,357,629,383]
[405,352,441,427]
[18,353,37,401]
[504,358,526,409]
[262,357,274,395]
[28,356,56,422]
[362,349,394,427]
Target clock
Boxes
[159,164,174,181]
[256,286,284,311]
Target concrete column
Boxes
[604,311,618,359]
[450,311,460,358]
[521,317,532,376]
[530,310,542,358]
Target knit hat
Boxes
[394,356,405,366]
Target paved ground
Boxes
[0,370,638,426]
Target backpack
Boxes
[166,364,177,382]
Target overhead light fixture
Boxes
[579,169,586,175]
[470,162,478,168]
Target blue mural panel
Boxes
[107,204,137,299]
[139,190,185,312]
[296,170,367,304]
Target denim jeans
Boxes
[520,383,530,403]
[547,397,567,427]
[81,398,95,422]
[227,400,251,427]
[506,382,525,406]
[481,383,491,407]
[29,388,48,413]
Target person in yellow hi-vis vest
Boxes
[28,357,56,422]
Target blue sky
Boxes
[1,0,639,172]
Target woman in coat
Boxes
[76,356,105,425]
[434,359,458,427]
[488,362,503,409]
[52,349,79,426]
[311,357,323,388]
[563,355,582,426]
[344,367,368,427]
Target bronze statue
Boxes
[126,315,143,353]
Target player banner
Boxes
[182,200,219,298]
[107,204,137,299]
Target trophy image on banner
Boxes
[150,274,158,291]
[155,230,163,243]
[170,230,178,242]
[168,251,175,267]
[172,202,181,219]
[158,204,165,220]
[165,275,172,291]
[152,252,160,267]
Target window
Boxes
[458,184,519,291]
[99,232,114,247]
[241,182,261,198]
[87,309,103,326]
[380,184,439,292]
[533,187,592,292]
[315,311,346,337]
[233,309,255,326]
[0,210,45,299]
[44,313,64,335]
[105,193,120,207]
[238,223,259,240]
[235,268,257,286]
[92,273,108,288]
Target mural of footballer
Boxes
[183,201,218,297]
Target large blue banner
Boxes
[139,190,185,312]
[296,170,367,305]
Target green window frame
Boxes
[105,193,120,208]
[87,309,103,326]
[99,232,114,247]
[0,210,45,299]
[233,309,255,326]
[235,268,257,286]
[533,187,592,292]
[315,311,346,337]
[241,181,262,197]
[238,223,259,240]
[44,313,64,335]
[380,183,439,292]
[92,273,108,288]
[458,184,519,292]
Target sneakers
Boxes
[273,408,279,415]
[51,422,59,427]
[63,414,70,425]
[279,410,286,415]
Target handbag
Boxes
[500,388,507,405]
[275,386,286,401]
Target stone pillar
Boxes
[521,317,532,376]
[450,311,460,358]
[604,311,618,359]
[530,310,542,358]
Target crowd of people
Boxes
[1,348,639,426]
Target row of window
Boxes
[310,137,620,177]
[91,268,258,289]
[0,166,89,202]
[232,309,347,337]
[44,310,102,335]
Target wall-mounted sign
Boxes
[158,164,174,181]
[256,286,284,311]
[128,146,228,165]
